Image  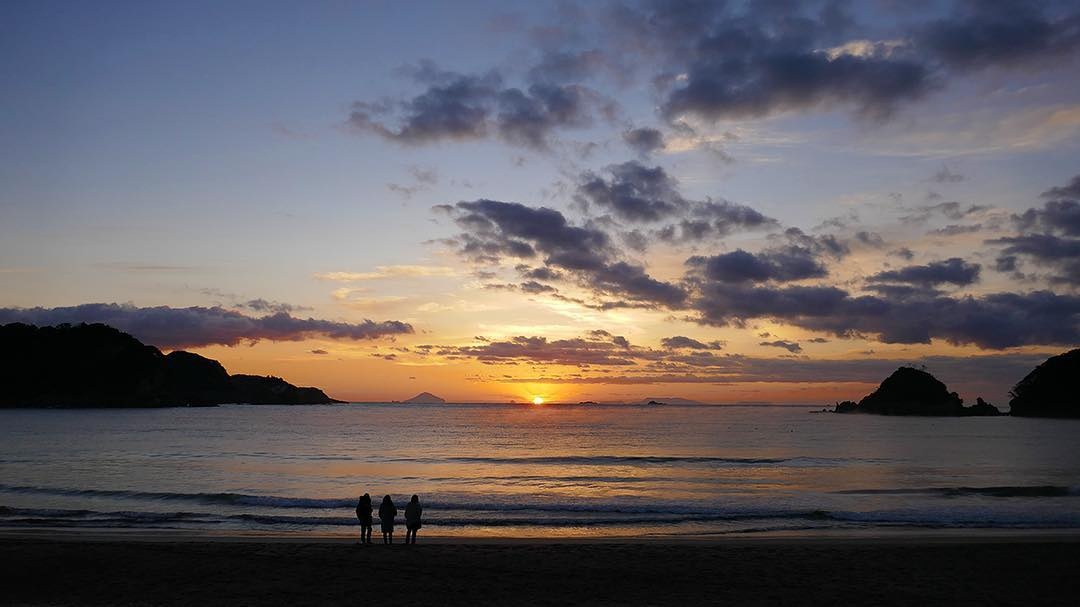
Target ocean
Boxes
[1,403,1078,538]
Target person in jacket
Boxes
[378,495,397,544]
[404,494,423,544]
[355,493,373,544]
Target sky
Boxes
[2,0,1079,404]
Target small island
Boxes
[0,322,340,407]
[834,367,1000,416]
[402,391,446,404]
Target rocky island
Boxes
[1008,349,1080,418]
[0,322,340,407]
[834,367,1000,416]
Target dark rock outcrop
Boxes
[1009,349,1080,418]
[834,367,1000,416]
[0,322,339,407]
[833,400,858,413]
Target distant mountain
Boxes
[0,322,340,407]
[834,367,1000,416]
[637,397,702,405]
[403,392,446,404]
[1009,349,1080,418]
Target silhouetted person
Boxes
[379,495,397,544]
[355,493,373,544]
[404,494,423,544]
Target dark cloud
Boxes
[448,335,639,366]
[869,258,981,287]
[989,174,1080,284]
[687,247,828,283]
[310,349,329,355]
[652,3,935,123]
[577,161,683,222]
[928,224,983,236]
[1042,173,1080,201]
[622,127,666,156]
[890,247,915,260]
[520,280,557,294]
[693,283,1080,349]
[0,303,414,349]
[902,201,989,224]
[241,298,309,314]
[990,233,1080,285]
[348,66,608,150]
[855,231,886,247]
[684,227,847,284]
[442,199,687,307]
[759,339,803,353]
[660,336,724,350]
[919,2,1080,71]
[516,265,564,281]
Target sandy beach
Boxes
[4,532,1079,606]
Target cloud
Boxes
[687,247,828,284]
[869,258,982,287]
[988,173,1080,284]
[648,1,936,124]
[315,266,458,281]
[0,303,414,349]
[576,161,683,222]
[692,283,1079,349]
[990,233,1080,285]
[347,63,609,150]
[573,162,776,240]
[928,224,983,236]
[660,336,724,350]
[440,199,687,308]
[758,339,803,354]
[622,127,666,156]
[240,298,311,314]
[444,334,640,367]
[919,2,1080,71]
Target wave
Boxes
[835,486,1080,498]
[3,505,1079,531]
[384,455,832,466]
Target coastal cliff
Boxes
[1009,349,1080,418]
[0,322,340,407]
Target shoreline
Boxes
[5,533,1079,605]
[4,525,1080,544]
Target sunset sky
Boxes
[2,0,1079,404]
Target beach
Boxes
[4,533,1080,605]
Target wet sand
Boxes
[3,533,1079,605]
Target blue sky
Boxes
[2,1,1079,403]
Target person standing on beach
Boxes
[404,494,423,544]
[378,495,397,544]
[355,493,373,544]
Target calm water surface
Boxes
[1,404,1078,537]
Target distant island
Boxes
[0,322,340,407]
[402,392,446,404]
[637,397,702,405]
[1009,348,1080,418]
[834,367,1001,416]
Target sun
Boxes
[532,396,545,405]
